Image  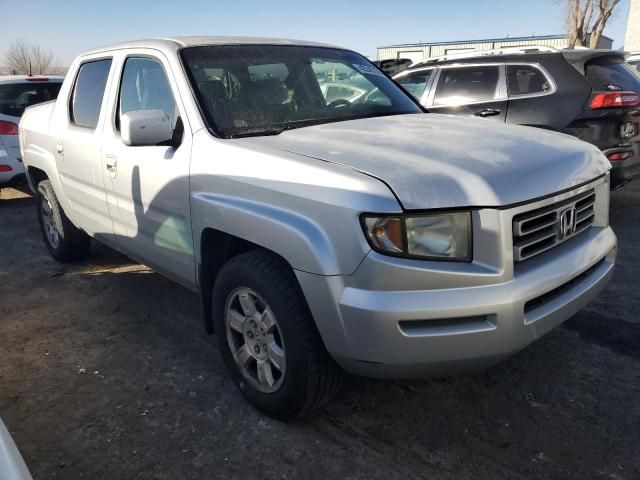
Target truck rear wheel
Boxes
[36,180,90,262]
[212,250,342,420]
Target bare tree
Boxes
[4,40,56,75]
[564,0,622,48]
[589,0,622,47]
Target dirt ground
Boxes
[1,182,639,480]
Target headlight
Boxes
[362,212,472,261]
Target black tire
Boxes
[213,249,342,420]
[36,179,91,262]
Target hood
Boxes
[237,114,610,210]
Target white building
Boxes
[377,34,614,64]
[625,0,640,53]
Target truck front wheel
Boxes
[36,180,90,262]
[212,250,341,420]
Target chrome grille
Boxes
[513,189,596,262]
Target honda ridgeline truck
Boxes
[19,37,616,419]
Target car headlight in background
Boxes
[362,212,472,261]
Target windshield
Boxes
[0,82,62,117]
[180,45,422,138]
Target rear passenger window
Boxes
[507,65,551,96]
[434,66,500,106]
[118,57,177,130]
[71,59,112,129]
[397,70,433,100]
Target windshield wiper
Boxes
[228,129,286,139]
[227,111,411,139]
[227,123,301,139]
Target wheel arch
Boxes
[26,166,49,192]
[199,228,263,333]
[191,193,342,277]
[198,227,319,336]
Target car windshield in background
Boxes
[0,82,62,117]
[180,45,422,138]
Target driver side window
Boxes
[118,57,177,130]
[311,61,392,106]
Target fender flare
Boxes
[23,144,70,212]
[192,192,342,279]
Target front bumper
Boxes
[298,224,616,379]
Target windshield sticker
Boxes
[353,63,385,77]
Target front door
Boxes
[427,65,508,121]
[102,54,195,288]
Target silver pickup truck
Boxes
[19,37,616,419]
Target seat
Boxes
[239,79,289,125]
[198,80,232,128]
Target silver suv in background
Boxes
[20,37,616,419]
[0,76,62,187]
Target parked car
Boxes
[372,58,413,76]
[20,37,616,419]
[0,76,63,188]
[0,419,33,480]
[394,48,640,189]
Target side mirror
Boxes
[121,109,173,147]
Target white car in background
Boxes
[628,52,640,74]
[0,419,32,480]
[0,76,63,188]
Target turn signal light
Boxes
[0,120,19,135]
[590,91,640,109]
[607,151,634,161]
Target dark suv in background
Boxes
[393,48,640,189]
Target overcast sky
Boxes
[0,0,632,65]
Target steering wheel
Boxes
[327,99,352,109]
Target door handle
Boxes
[56,143,64,155]
[105,154,117,171]
[474,108,501,118]
[104,153,118,173]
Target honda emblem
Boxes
[558,207,577,240]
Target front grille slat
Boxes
[513,189,596,262]
[518,213,558,236]
[576,203,594,215]
[515,229,557,249]
[577,210,594,223]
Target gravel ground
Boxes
[1,182,639,480]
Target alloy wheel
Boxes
[40,195,60,249]
[225,287,286,393]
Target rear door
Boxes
[57,58,116,244]
[426,64,507,121]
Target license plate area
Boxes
[621,121,638,139]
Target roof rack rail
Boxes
[412,45,561,67]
